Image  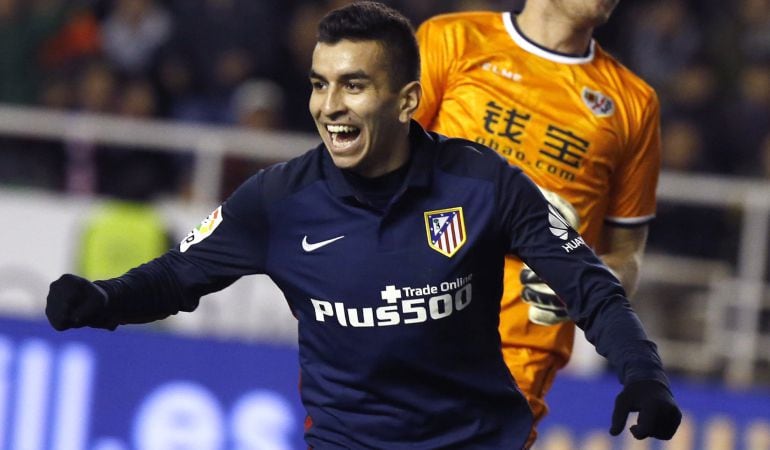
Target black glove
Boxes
[610,380,682,440]
[46,274,112,331]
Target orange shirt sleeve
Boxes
[414,18,451,130]
[606,91,661,224]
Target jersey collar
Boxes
[322,120,434,202]
[502,11,595,65]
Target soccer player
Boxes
[46,2,679,448]
[415,0,663,446]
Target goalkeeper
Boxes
[414,0,662,446]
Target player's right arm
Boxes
[46,173,270,331]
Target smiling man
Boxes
[44,2,680,448]
[309,37,418,178]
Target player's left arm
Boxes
[603,89,661,298]
[598,224,648,297]
[499,166,680,441]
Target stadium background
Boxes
[0,0,768,449]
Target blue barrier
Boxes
[2,316,768,450]
[538,368,770,449]
[0,317,305,450]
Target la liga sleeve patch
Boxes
[179,206,223,253]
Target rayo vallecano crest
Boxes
[581,87,615,117]
[424,207,466,257]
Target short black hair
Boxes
[317,1,419,89]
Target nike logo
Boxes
[302,235,345,252]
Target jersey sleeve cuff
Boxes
[604,214,655,228]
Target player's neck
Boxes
[356,129,411,179]
[515,8,594,56]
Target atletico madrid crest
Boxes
[424,207,466,257]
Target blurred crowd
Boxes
[0,0,768,181]
[0,0,769,249]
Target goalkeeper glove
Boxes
[521,187,581,326]
[46,274,114,331]
[610,380,682,440]
[521,266,569,325]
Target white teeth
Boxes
[326,124,358,133]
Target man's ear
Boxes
[398,80,422,123]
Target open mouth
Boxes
[326,124,361,149]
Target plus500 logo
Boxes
[311,275,473,327]
[0,338,297,450]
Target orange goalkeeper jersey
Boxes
[416,11,661,358]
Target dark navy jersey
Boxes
[100,122,667,449]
